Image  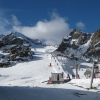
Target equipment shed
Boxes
[51,72,64,84]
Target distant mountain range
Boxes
[0,29,100,68]
[0,32,43,47]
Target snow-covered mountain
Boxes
[57,29,91,52]
[1,32,43,46]
[47,29,100,80]
[0,32,45,67]
[56,29,100,63]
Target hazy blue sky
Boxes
[0,0,100,44]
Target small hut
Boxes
[51,72,64,84]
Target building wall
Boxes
[51,73,64,83]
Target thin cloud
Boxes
[0,12,12,34]
[11,15,21,26]
[76,22,85,30]
[0,10,14,34]
[0,11,20,34]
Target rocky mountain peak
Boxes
[91,29,100,45]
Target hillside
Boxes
[56,29,100,63]
[0,32,44,68]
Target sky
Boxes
[0,0,100,44]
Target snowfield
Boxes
[0,45,100,100]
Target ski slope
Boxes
[0,46,66,87]
[0,45,100,100]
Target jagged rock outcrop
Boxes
[56,29,100,63]
[91,29,100,44]
[86,29,100,57]
[0,32,36,68]
[57,29,91,53]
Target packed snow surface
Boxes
[0,45,100,100]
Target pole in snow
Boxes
[75,60,78,78]
[90,42,97,89]
[90,62,95,89]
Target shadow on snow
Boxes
[0,86,100,100]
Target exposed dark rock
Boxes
[10,38,23,45]
[0,32,35,67]
[57,29,91,54]
[91,29,100,45]
[57,40,67,53]
[0,42,5,47]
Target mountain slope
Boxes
[0,45,100,100]
[0,46,63,86]
[0,32,45,67]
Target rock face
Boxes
[91,29,100,45]
[2,33,29,46]
[86,29,100,57]
[0,32,35,68]
[70,29,82,39]
[57,40,67,53]
[57,29,91,53]
[70,29,91,44]
[56,29,100,63]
